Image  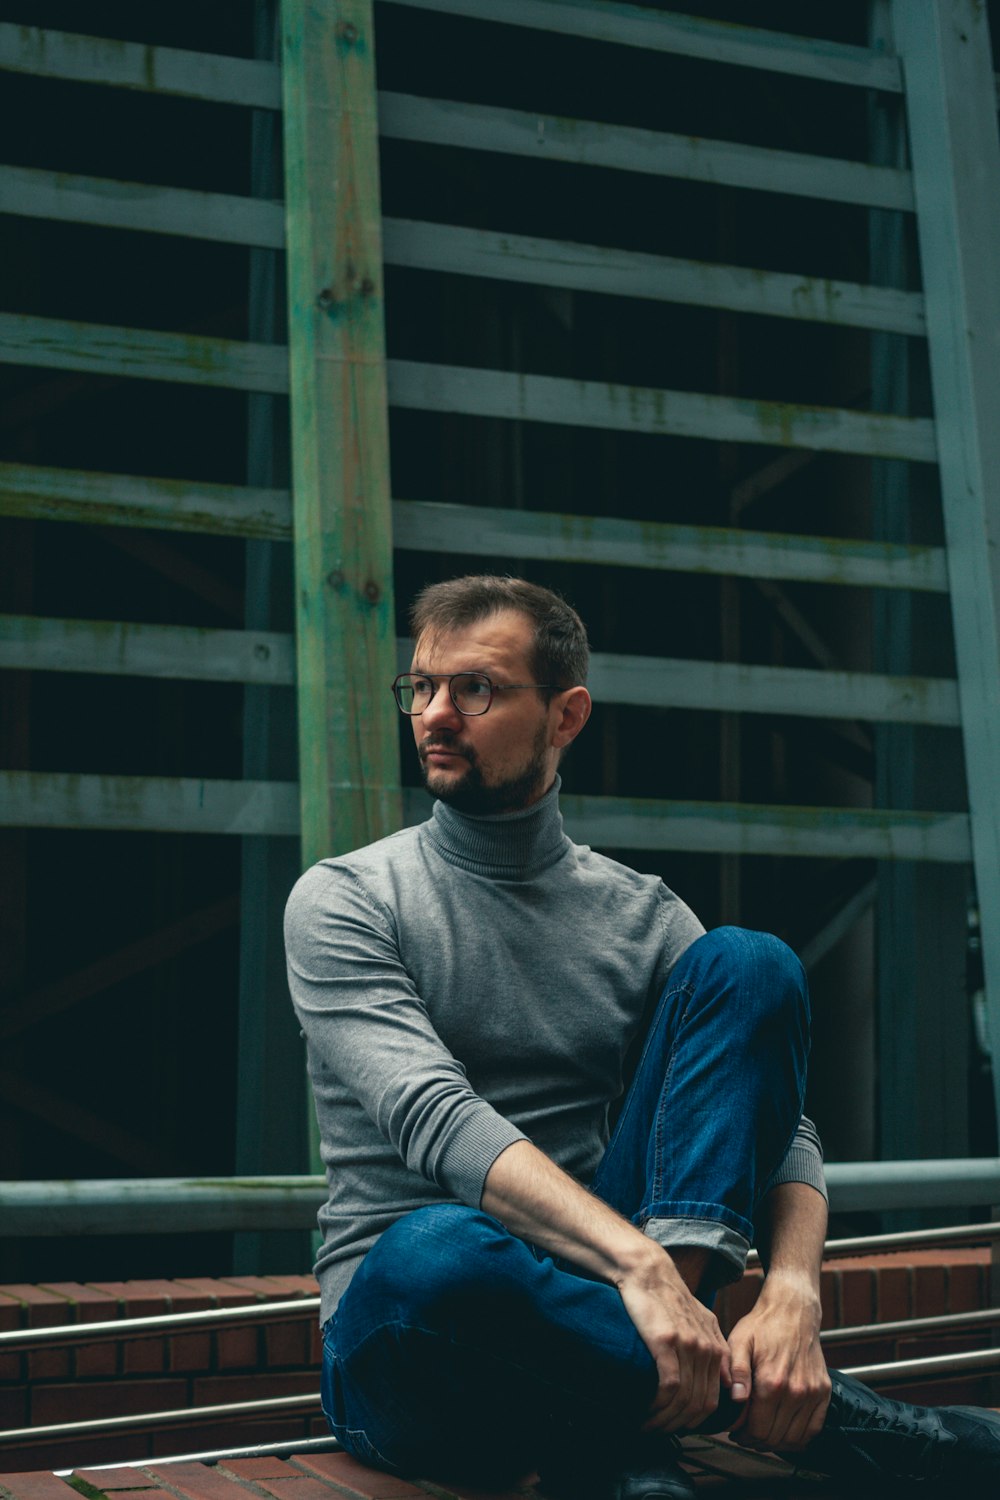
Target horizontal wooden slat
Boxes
[385,0,904,92]
[401,786,970,861]
[384,219,927,336]
[392,499,949,592]
[0,616,295,685]
[2,615,960,726]
[0,462,291,536]
[0,24,281,108]
[0,772,971,859]
[378,92,915,212]
[0,165,285,248]
[0,180,923,336]
[388,361,939,462]
[0,312,289,393]
[0,772,300,835]
[0,465,950,592]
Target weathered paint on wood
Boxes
[0,22,281,108]
[385,0,903,92]
[378,92,916,211]
[0,615,295,685]
[0,772,972,861]
[383,218,927,335]
[282,0,401,868]
[1,614,960,726]
[0,164,285,249]
[0,464,948,592]
[392,498,949,591]
[894,0,1000,1128]
[387,360,939,462]
[401,786,972,862]
[0,462,291,536]
[0,312,289,392]
[0,772,300,834]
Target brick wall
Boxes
[1,1253,996,1474]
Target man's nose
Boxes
[421,680,462,728]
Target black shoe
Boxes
[793,1367,1000,1489]
[540,1434,695,1500]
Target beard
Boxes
[418,721,551,815]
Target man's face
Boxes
[409,610,560,815]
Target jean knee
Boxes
[360,1204,510,1315]
[693,925,808,1030]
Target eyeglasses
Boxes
[391,672,555,717]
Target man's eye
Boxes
[464,678,491,697]
[411,677,434,695]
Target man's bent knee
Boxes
[684,925,808,1029]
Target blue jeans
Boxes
[321,927,810,1484]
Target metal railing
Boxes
[1,1159,998,1235]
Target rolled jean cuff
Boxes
[642,1213,751,1288]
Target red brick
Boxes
[0,1389,27,1428]
[71,1469,165,1490]
[220,1459,299,1480]
[874,1264,910,1324]
[190,1371,317,1406]
[40,1282,121,1378]
[254,1480,346,1500]
[161,1287,213,1374]
[173,1280,257,1371]
[838,1266,875,1329]
[265,1319,313,1368]
[143,1464,252,1500]
[0,1290,23,1382]
[289,1453,425,1498]
[912,1263,948,1319]
[0,1285,73,1381]
[0,1476,77,1500]
[819,1266,837,1330]
[87,1284,168,1374]
[947,1261,984,1314]
[33,1378,187,1425]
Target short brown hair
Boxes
[410,575,589,693]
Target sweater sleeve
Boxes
[768,1114,827,1202]
[284,861,526,1205]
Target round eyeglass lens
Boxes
[451,673,493,714]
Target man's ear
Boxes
[551,686,592,750]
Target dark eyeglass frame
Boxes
[391,671,556,717]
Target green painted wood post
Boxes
[281,0,401,877]
[282,0,401,1178]
[892,0,1000,1139]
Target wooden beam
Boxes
[0,312,289,393]
[387,361,939,462]
[0,772,971,860]
[0,23,281,108]
[0,1069,179,1173]
[893,0,1000,1131]
[0,772,300,834]
[1,616,960,726]
[0,164,285,249]
[382,219,926,336]
[282,0,401,868]
[378,92,915,211]
[0,464,949,591]
[0,462,292,537]
[383,0,904,91]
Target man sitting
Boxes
[285,575,1000,1496]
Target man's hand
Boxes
[617,1257,732,1433]
[726,1271,830,1452]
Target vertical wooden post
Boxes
[282,0,401,876]
[892,0,1000,1135]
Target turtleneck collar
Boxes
[423,776,570,879]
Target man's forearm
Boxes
[756,1179,827,1293]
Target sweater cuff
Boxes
[436,1111,528,1207]
[768,1143,828,1202]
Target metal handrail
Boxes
[54,1435,343,1474]
[0,1295,319,1349]
[4,1348,1000,1449]
[822,1305,1000,1344]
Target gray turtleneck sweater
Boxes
[284,782,825,1324]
